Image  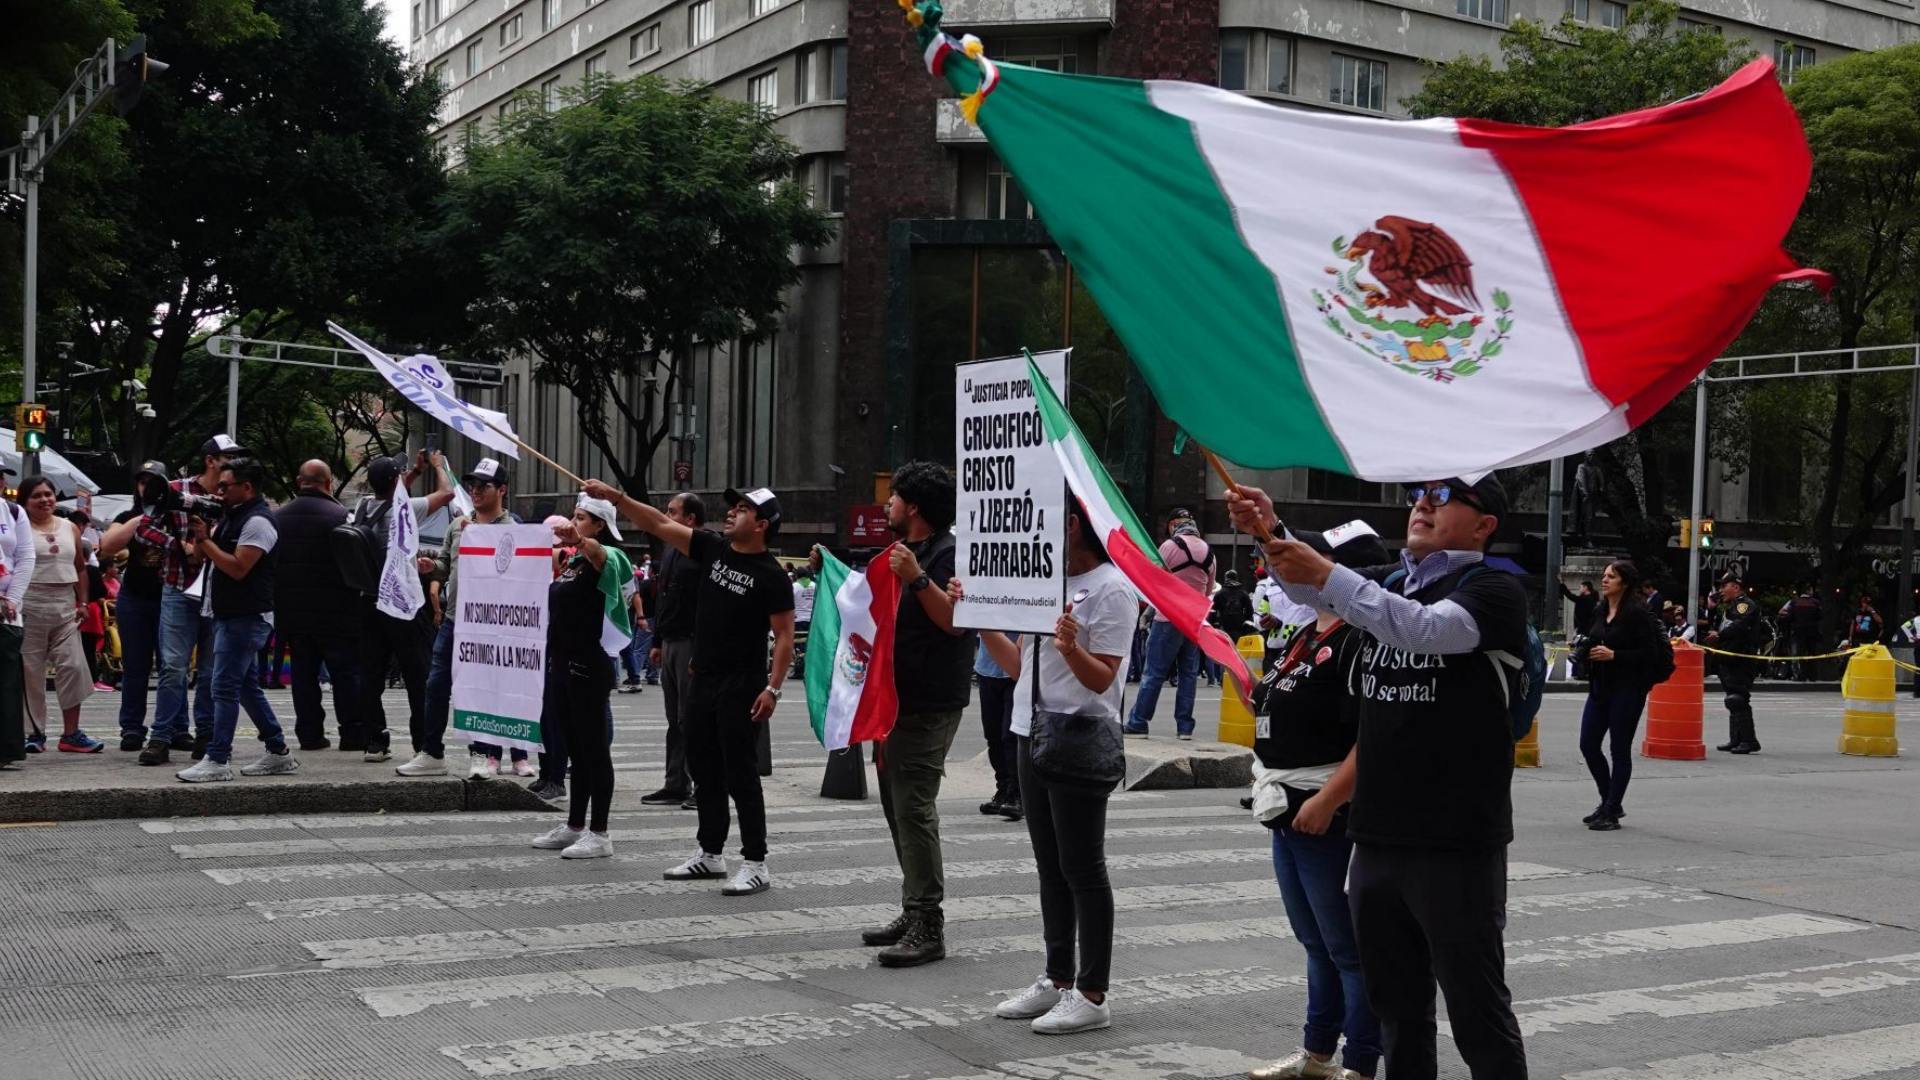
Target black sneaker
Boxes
[1588,814,1622,831]
[169,732,195,752]
[528,779,568,802]
[1582,804,1608,825]
[1731,742,1760,754]
[681,795,698,811]
[119,732,146,752]
[640,788,689,805]
[979,795,1003,816]
[862,911,914,947]
[137,741,170,767]
[877,913,946,968]
[1715,740,1738,752]
[298,738,332,751]
[997,796,1024,822]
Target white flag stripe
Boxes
[1561,1020,1920,1080]
[328,323,522,459]
[374,478,425,621]
[821,563,879,749]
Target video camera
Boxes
[157,487,225,523]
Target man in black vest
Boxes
[1231,473,1528,1080]
[640,491,705,808]
[174,458,300,783]
[274,460,362,752]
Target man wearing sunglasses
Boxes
[1229,473,1529,1080]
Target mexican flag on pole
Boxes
[597,546,637,657]
[911,10,1827,479]
[1027,354,1252,692]
[805,546,902,751]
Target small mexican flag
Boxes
[1028,354,1252,692]
[597,546,637,657]
[805,546,902,751]
[913,13,1827,479]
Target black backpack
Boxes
[330,495,390,597]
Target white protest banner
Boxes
[327,322,523,460]
[952,349,1070,634]
[374,479,426,620]
[451,523,550,754]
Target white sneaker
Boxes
[994,976,1063,1019]
[239,750,299,776]
[1031,988,1110,1035]
[466,753,491,779]
[561,831,613,859]
[362,747,392,763]
[396,751,447,777]
[722,860,771,896]
[511,758,535,778]
[175,758,234,784]
[663,849,727,881]
[1248,1049,1342,1079]
[531,823,584,850]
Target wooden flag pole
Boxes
[1199,445,1277,544]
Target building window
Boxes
[1219,30,1249,91]
[1775,40,1815,83]
[630,23,659,60]
[733,339,777,483]
[427,0,442,24]
[1265,35,1293,94]
[429,59,451,90]
[829,42,848,99]
[501,13,523,46]
[411,3,422,38]
[825,155,848,213]
[462,118,482,149]
[747,70,778,110]
[584,52,605,79]
[1565,0,1587,18]
[750,0,780,15]
[986,156,1033,220]
[1598,0,1626,27]
[1456,0,1507,23]
[688,0,714,46]
[542,0,562,32]
[498,98,518,122]
[1677,16,1721,33]
[997,37,1079,73]
[465,40,483,79]
[541,76,563,112]
[1330,53,1386,112]
[796,49,812,104]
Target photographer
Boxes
[98,461,180,759]
[155,436,246,760]
[174,457,298,783]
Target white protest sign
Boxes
[328,322,523,460]
[952,349,1070,634]
[451,523,550,754]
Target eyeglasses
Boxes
[1404,483,1483,511]
[461,479,496,491]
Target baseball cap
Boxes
[576,495,624,541]
[1407,472,1509,519]
[366,455,403,495]
[135,459,170,482]
[723,486,783,535]
[1295,519,1392,571]
[1167,507,1194,522]
[199,434,249,458]
[1718,569,1744,586]
[463,457,509,485]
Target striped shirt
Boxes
[1278,548,1486,655]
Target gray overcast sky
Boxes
[375,0,407,46]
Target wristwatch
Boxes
[909,574,932,593]
[764,684,783,701]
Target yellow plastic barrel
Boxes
[1514,713,1541,768]
[1839,644,1899,757]
[1218,634,1265,748]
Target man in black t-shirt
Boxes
[584,479,794,897]
[860,461,974,968]
[640,492,706,807]
[1230,473,1529,1080]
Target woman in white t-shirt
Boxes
[952,508,1134,1037]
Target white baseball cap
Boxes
[576,495,624,541]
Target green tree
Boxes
[436,75,832,504]
[1403,1,1753,586]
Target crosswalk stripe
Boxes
[140,803,875,834]
[304,880,1696,971]
[1504,912,1864,968]
[247,848,1275,921]
[908,1043,1268,1080]
[1562,1020,1920,1079]
[436,968,1300,1076]
[353,916,1293,1016]
[1518,950,1920,1037]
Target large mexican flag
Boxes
[916,16,1826,479]
[1029,355,1252,692]
[805,547,902,751]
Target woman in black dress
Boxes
[1575,559,1667,832]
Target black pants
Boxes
[549,654,616,833]
[1347,843,1527,1080]
[0,625,23,764]
[657,638,694,794]
[1016,736,1113,994]
[1578,689,1646,815]
[687,672,768,862]
[1721,661,1759,748]
[977,675,1017,797]
[355,608,427,753]
[285,630,360,748]
[1793,632,1823,681]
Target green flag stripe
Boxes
[977,64,1351,473]
[1029,353,1163,568]
[804,549,849,745]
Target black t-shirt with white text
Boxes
[893,533,975,714]
[1252,621,1362,771]
[688,529,793,678]
[1347,565,1530,850]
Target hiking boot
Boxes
[169,732,196,752]
[119,732,145,752]
[877,911,945,967]
[137,741,171,767]
[861,910,915,947]
[997,795,1024,822]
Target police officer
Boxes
[1705,570,1764,754]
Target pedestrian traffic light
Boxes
[1700,518,1715,550]
[1678,518,1692,548]
[14,404,47,453]
[112,35,169,116]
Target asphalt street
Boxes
[2,684,1918,1079]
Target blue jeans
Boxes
[1128,621,1199,734]
[1273,825,1381,1078]
[205,614,287,765]
[114,590,162,740]
[620,630,653,682]
[156,586,214,744]
[427,618,524,761]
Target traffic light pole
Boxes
[19,154,38,475]
[1686,379,1706,634]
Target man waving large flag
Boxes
[906,6,1827,479]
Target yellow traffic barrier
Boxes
[1218,634,1264,749]
[1839,644,1899,757]
[1514,714,1541,768]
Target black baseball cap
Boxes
[1167,507,1194,522]
[135,459,170,482]
[1718,569,1745,586]
[723,486,783,535]
[199,434,249,458]
[1408,473,1509,519]
[462,457,509,485]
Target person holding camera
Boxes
[174,457,299,783]
[98,461,180,758]
[154,436,246,761]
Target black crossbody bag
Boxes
[1026,634,1127,792]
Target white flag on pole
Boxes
[327,322,522,460]
[375,478,426,621]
